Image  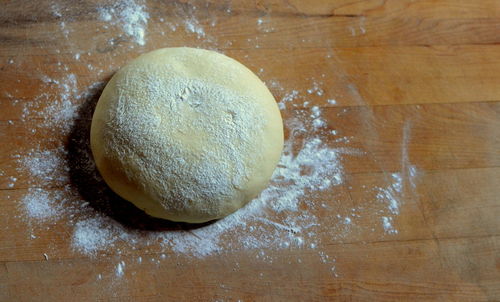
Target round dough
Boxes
[90,47,284,223]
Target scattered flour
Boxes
[7,176,17,188]
[382,216,398,234]
[51,3,62,18]
[115,261,125,277]
[62,99,357,257]
[20,147,69,185]
[22,188,62,221]
[377,173,402,215]
[349,26,356,37]
[274,79,337,111]
[7,19,408,279]
[73,217,121,254]
[19,73,80,134]
[359,16,367,35]
[184,17,206,38]
[374,172,405,234]
[264,137,343,212]
[310,106,327,129]
[278,90,300,110]
[17,75,356,258]
[256,17,275,33]
[97,0,149,45]
[307,81,324,96]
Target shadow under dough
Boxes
[66,79,214,232]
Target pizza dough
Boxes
[90,47,284,223]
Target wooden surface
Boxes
[1,0,500,301]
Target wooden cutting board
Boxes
[1,0,499,301]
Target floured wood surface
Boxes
[0,1,499,301]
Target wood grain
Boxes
[1,0,499,301]
[3,46,500,110]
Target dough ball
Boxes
[90,47,284,223]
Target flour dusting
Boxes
[0,1,435,295]
[98,0,149,45]
[375,173,405,234]
[20,147,69,185]
[8,45,406,281]
[73,217,121,254]
[264,137,343,212]
[14,73,358,259]
[377,173,402,215]
[106,64,269,220]
[115,261,125,277]
[382,216,398,234]
[23,188,62,221]
[184,17,206,38]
